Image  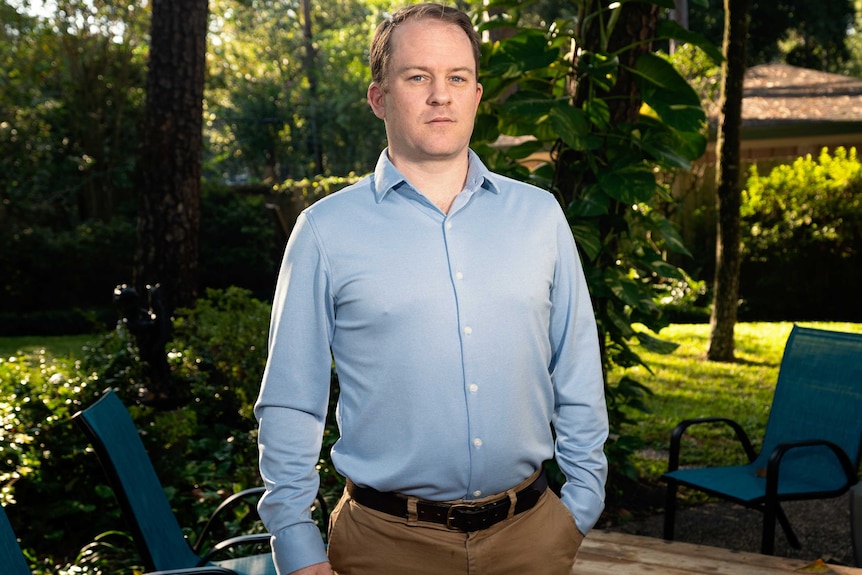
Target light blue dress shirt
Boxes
[255,150,608,574]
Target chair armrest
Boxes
[193,487,266,554]
[667,416,756,472]
[197,533,272,565]
[194,486,330,547]
[765,439,857,497]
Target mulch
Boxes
[598,479,858,567]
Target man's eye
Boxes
[450,76,466,83]
[410,75,425,82]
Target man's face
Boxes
[368,18,482,167]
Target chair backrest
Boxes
[0,504,31,575]
[757,326,862,488]
[73,390,202,572]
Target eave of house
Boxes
[705,63,862,162]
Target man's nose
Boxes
[428,78,452,105]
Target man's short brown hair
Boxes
[369,3,481,87]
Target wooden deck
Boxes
[574,531,862,575]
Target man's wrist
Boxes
[288,560,333,575]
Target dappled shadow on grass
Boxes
[699,354,777,368]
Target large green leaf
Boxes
[635,331,680,354]
[633,53,700,102]
[500,89,554,118]
[576,51,618,92]
[485,28,559,78]
[550,104,592,151]
[633,52,703,102]
[597,165,658,204]
[656,20,723,64]
[633,128,691,169]
[633,117,706,168]
[652,213,692,257]
[472,113,500,144]
[585,98,611,130]
[506,29,560,70]
[633,53,706,133]
[614,276,647,309]
[505,139,546,160]
[644,258,685,280]
[569,222,603,262]
[568,183,610,217]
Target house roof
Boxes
[496,63,862,161]
[741,63,862,130]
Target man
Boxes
[255,4,608,574]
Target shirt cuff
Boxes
[561,485,605,535]
[271,521,328,574]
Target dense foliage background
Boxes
[3,0,862,573]
[3,0,862,331]
[1,288,315,574]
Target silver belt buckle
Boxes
[445,503,476,530]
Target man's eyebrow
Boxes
[397,65,476,75]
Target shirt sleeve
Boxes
[548,209,609,535]
[254,212,334,574]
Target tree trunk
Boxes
[557,1,659,205]
[135,0,208,317]
[555,1,660,369]
[708,0,749,361]
[300,0,323,175]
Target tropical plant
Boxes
[468,0,720,483]
[0,288,286,573]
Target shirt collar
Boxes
[372,148,501,204]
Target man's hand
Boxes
[289,561,333,575]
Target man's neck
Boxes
[389,152,470,214]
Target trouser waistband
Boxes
[346,469,548,532]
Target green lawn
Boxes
[618,321,862,481]
[2,321,859,485]
[0,333,101,359]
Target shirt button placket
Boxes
[446,215,483,496]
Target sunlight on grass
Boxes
[4,322,860,488]
[0,333,99,360]
[618,321,862,482]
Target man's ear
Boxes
[475,82,483,106]
[368,82,386,120]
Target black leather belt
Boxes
[347,471,548,532]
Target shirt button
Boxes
[473,490,482,498]
[455,271,464,280]
[446,222,453,230]
[469,384,478,393]
[473,437,483,448]
[463,326,472,335]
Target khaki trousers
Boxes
[327,476,584,575]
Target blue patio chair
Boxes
[0,503,32,575]
[74,389,328,575]
[662,325,862,555]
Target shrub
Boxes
[0,183,292,335]
[0,218,136,316]
[199,184,282,301]
[740,147,862,320]
[0,348,117,570]
[0,288,341,574]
